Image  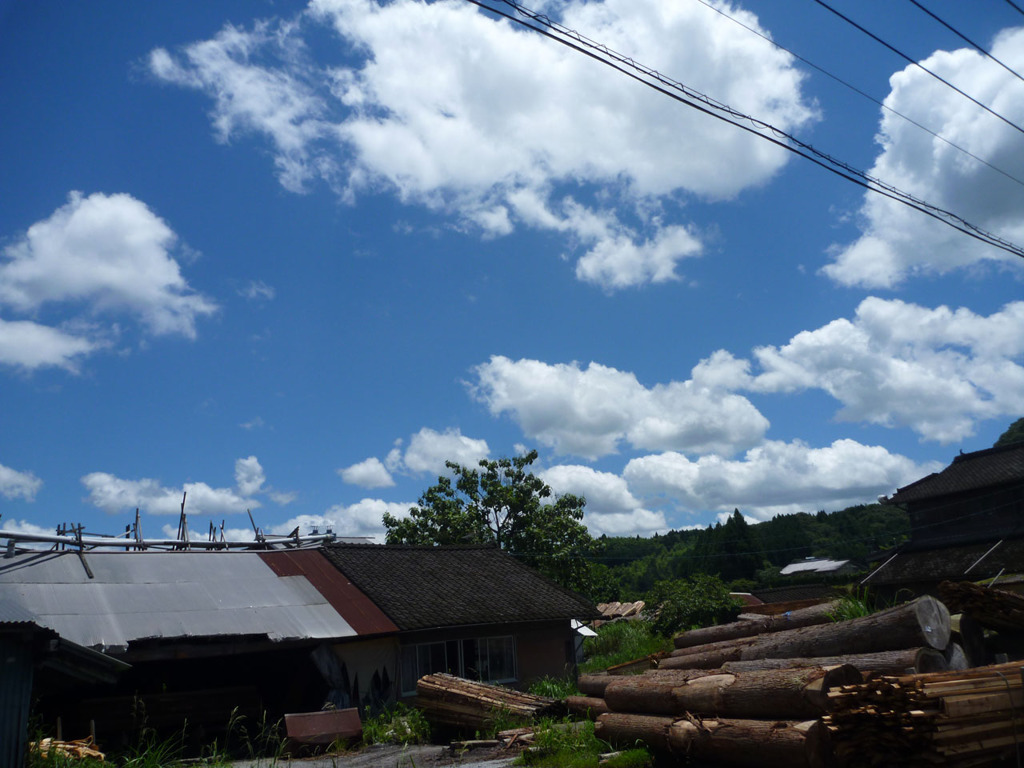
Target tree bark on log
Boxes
[673,601,842,649]
[565,695,609,719]
[594,713,673,753]
[577,673,611,698]
[603,665,859,720]
[943,642,969,671]
[664,597,949,669]
[953,612,987,667]
[669,718,825,768]
[595,713,823,768]
[660,639,752,669]
[720,647,948,676]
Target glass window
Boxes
[401,640,449,694]
[401,635,516,694]
[484,636,516,683]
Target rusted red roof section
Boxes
[259,550,398,637]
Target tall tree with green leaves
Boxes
[995,417,1024,447]
[383,450,594,592]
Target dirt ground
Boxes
[236,742,522,768]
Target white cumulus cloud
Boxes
[338,456,395,488]
[747,298,1024,443]
[234,456,266,496]
[320,498,415,540]
[81,456,288,517]
[83,473,258,516]
[0,318,100,372]
[541,464,667,537]
[824,28,1024,287]
[401,427,490,475]
[151,0,815,289]
[0,462,43,501]
[0,191,217,338]
[624,439,938,522]
[471,355,768,459]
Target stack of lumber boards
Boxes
[416,673,563,730]
[940,580,1024,634]
[824,660,1024,767]
[30,737,105,761]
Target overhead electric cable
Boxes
[906,0,1024,86]
[812,0,1024,138]
[1002,0,1024,19]
[693,0,1024,191]
[464,0,1024,260]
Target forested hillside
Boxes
[588,503,908,601]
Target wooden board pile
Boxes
[940,580,1024,635]
[416,673,564,730]
[30,737,105,761]
[824,660,1024,767]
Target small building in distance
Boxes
[779,557,858,577]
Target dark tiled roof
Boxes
[890,443,1024,504]
[320,544,599,631]
[865,537,1024,586]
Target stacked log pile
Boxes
[824,660,1024,767]
[673,600,842,649]
[661,596,952,674]
[577,665,854,765]
[595,713,826,768]
[576,597,977,765]
[416,673,563,730]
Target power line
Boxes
[1002,0,1024,19]
[692,0,1024,192]
[465,0,1024,260]
[906,0,1024,87]
[812,0,1024,138]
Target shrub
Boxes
[362,703,431,746]
[648,574,742,637]
[527,675,579,699]
[581,620,671,673]
[517,718,607,768]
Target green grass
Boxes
[527,675,579,699]
[361,703,432,746]
[580,621,672,673]
[515,718,652,768]
[603,749,654,768]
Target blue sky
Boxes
[2,0,1023,543]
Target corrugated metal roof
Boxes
[0,599,39,626]
[0,550,383,653]
[779,558,851,575]
[259,550,398,636]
